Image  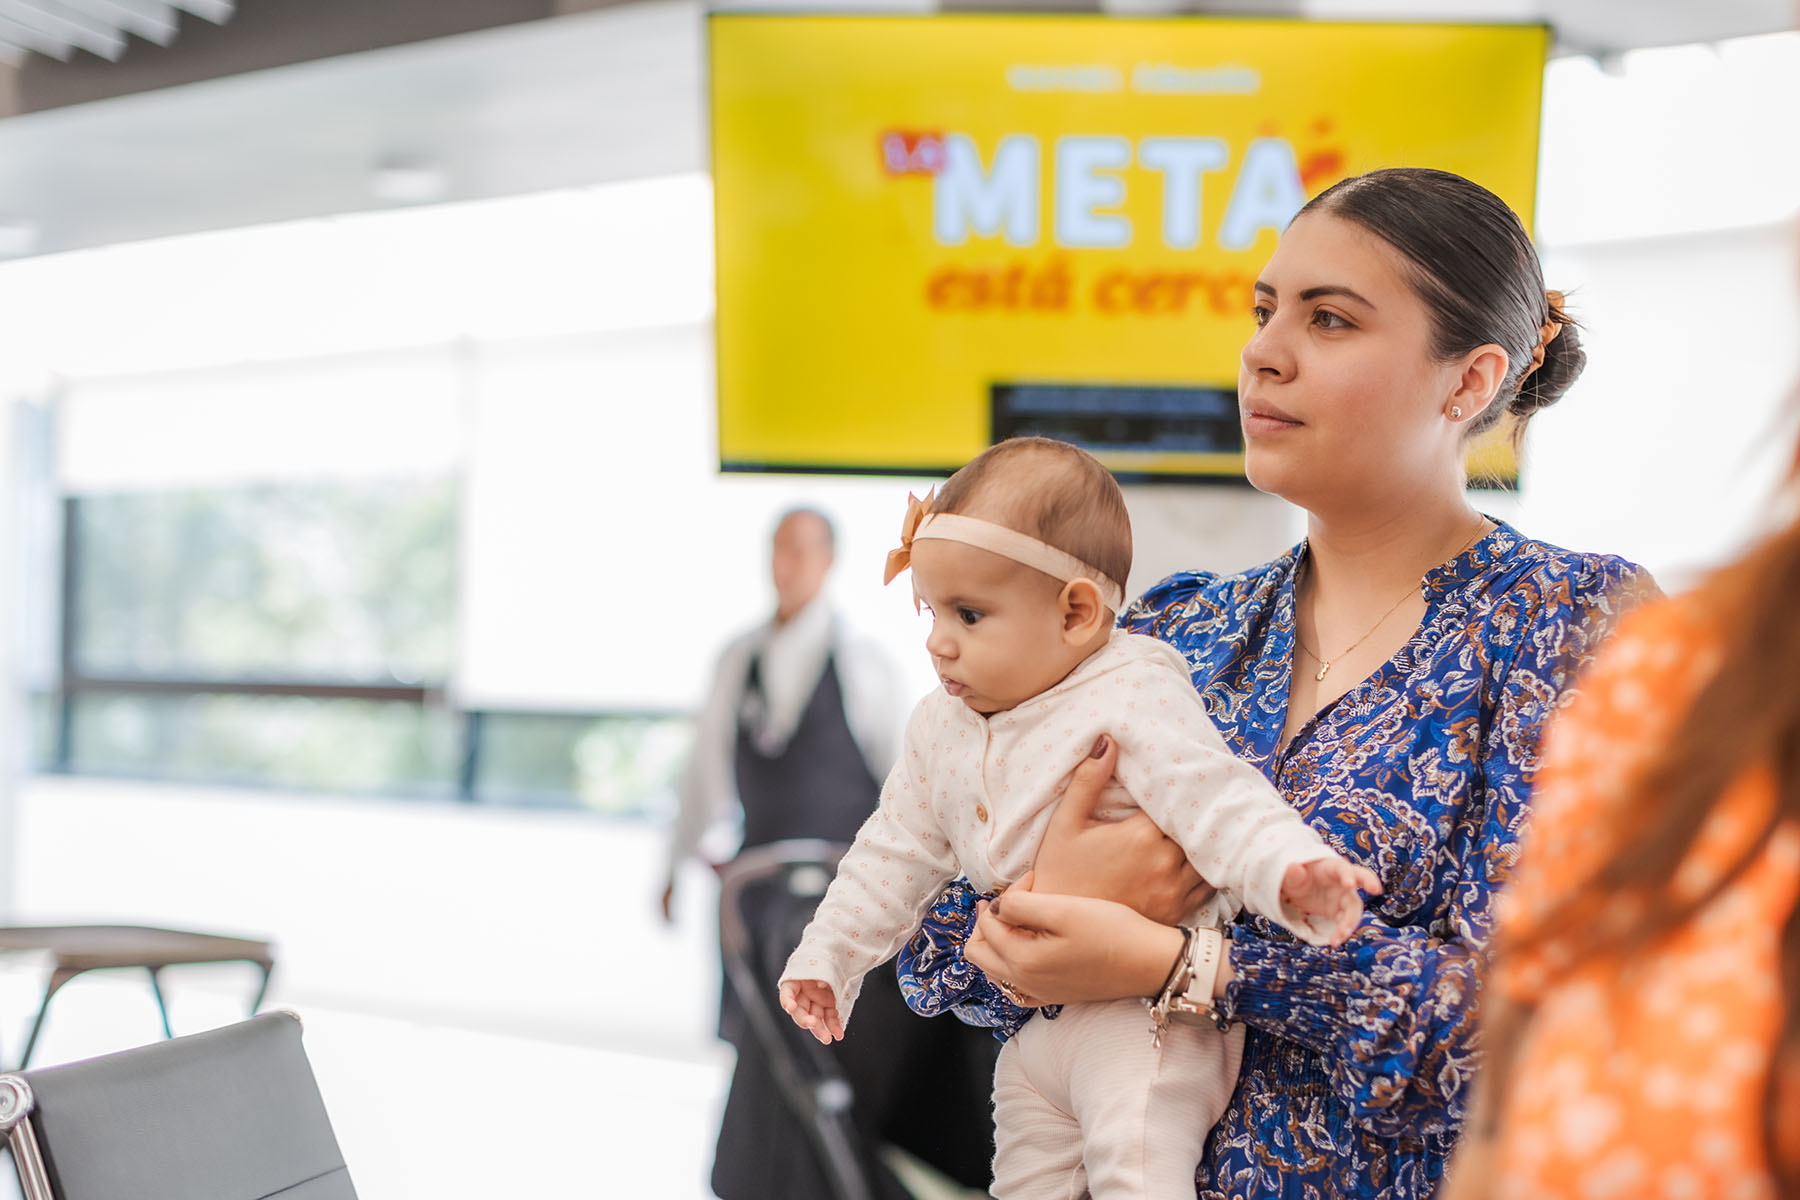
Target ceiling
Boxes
[1297,0,1793,55]
[0,0,1789,259]
[0,0,234,68]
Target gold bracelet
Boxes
[1145,925,1197,1047]
[1151,926,1193,999]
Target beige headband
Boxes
[882,491,1126,612]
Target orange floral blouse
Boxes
[1491,597,1800,1199]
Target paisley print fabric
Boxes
[900,878,1060,1040]
[895,521,1657,1199]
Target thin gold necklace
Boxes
[1294,517,1490,683]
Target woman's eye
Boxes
[1312,308,1352,330]
[957,608,981,626]
[1250,305,1272,328]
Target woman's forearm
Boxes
[1218,922,1482,1137]
[1105,914,1190,1000]
[896,879,1036,1036]
[970,886,1193,1005]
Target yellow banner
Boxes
[711,16,1547,481]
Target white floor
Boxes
[0,777,995,1197]
[1,776,745,1197]
[0,963,732,1198]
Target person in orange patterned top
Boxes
[1447,443,1800,1199]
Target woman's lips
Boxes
[1242,407,1304,437]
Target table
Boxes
[0,925,275,1069]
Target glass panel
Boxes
[67,692,459,798]
[476,713,691,815]
[25,691,60,771]
[73,481,456,682]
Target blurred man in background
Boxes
[663,507,899,908]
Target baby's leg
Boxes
[990,1023,1087,1200]
[1059,999,1246,1199]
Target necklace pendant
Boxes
[1314,661,1331,682]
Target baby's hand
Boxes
[779,979,845,1045]
[1280,858,1383,946]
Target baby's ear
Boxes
[1059,578,1111,644]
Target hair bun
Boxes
[1511,299,1585,417]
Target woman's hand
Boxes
[965,871,1188,1006]
[1032,735,1216,924]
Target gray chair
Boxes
[0,1011,355,1200]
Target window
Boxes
[72,483,456,683]
[471,712,690,814]
[56,481,462,798]
[50,478,690,811]
[67,693,460,798]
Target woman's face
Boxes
[1237,210,1467,510]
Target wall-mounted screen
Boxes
[710,15,1547,482]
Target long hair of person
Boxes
[1487,430,1800,1188]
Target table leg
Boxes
[146,968,175,1040]
[17,968,81,1071]
[250,962,274,1014]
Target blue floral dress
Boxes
[897,521,1658,1199]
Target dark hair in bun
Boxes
[1300,167,1581,447]
[1510,291,1585,424]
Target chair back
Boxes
[0,1011,355,1200]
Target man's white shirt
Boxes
[667,596,903,877]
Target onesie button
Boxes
[975,803,988,823]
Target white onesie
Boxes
[781,630,1341,1199]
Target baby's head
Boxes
[896,437,1132,715]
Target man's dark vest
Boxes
[733,651,880,847]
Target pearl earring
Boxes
[1450,406,1463,420]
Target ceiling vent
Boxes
[0,1,233,66]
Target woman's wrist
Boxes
[1213,941,1236,1000]
[1125,920,1189,998]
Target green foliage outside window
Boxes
[55,481,688,812]
[75,483,456,682]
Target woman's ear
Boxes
[1059,579,1111,645]
[1447,344,1510,424]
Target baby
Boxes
[778,437,1377,1199]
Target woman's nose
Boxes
[1241,316,1295,382]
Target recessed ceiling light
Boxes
[370,161,449,205]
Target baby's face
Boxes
[910,538,1086,715]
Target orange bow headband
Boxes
[1518,290,1566,391]
[883,490,1127,612]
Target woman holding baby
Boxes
[898,167,1659,1199]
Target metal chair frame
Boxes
[716,838,887,1200]
[0,1071,54,1200]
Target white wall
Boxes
[457,322,1300,713]
[1525,222,1798,587]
